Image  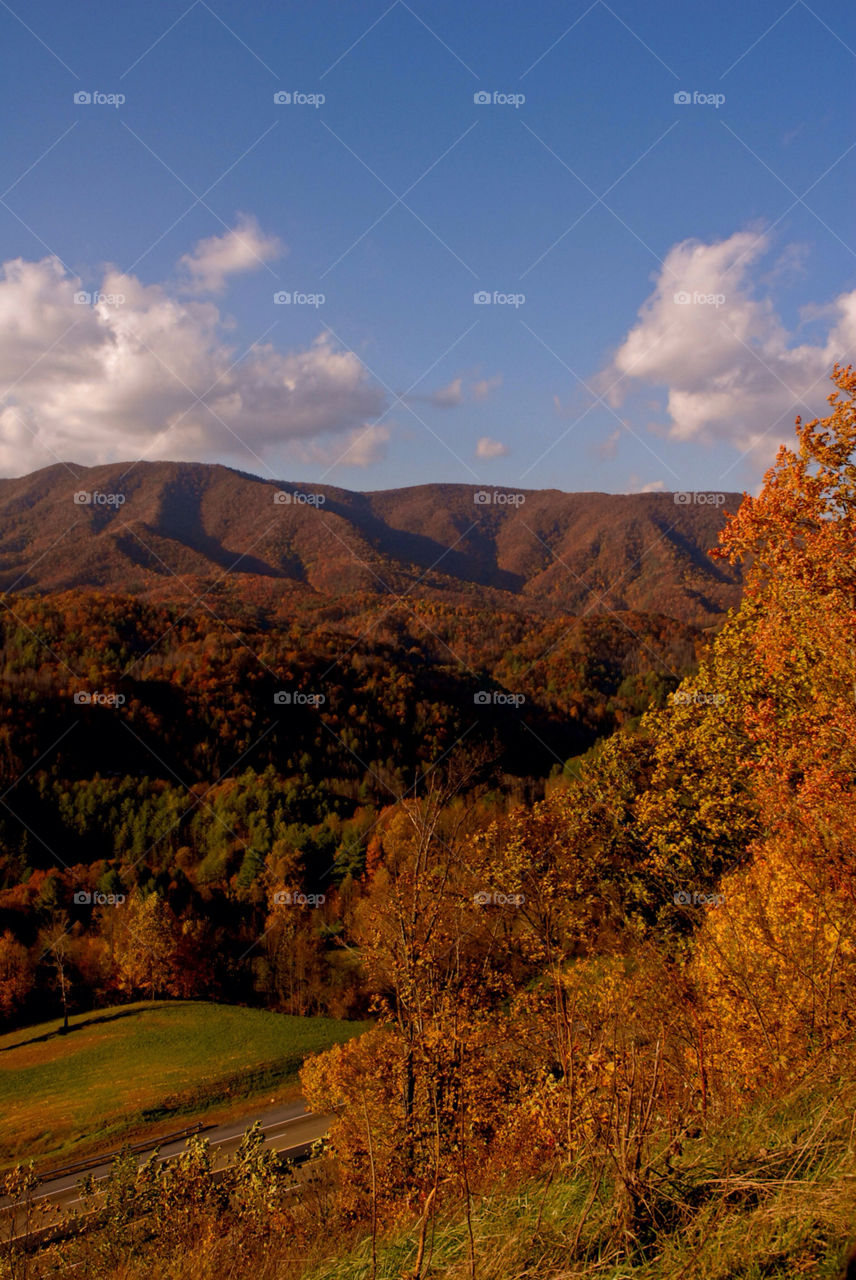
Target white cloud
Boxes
[626,475,666,494]
[407,372,501,410]
[178,214,284,294]
[476,435,509,459]
[421,376,464,408]
[472,375,502,401]
[302,422,392,469]
[603,229,856,459]
[0,248,387,477]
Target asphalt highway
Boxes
[0,1102,329,1238]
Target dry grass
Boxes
[15,1077,856,1280]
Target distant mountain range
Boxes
[0,462,744,625]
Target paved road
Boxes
[2,1101,329,1230]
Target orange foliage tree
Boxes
[691,366,856,1096]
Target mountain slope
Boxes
[0,462,743,624]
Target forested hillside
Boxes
[0,589,700,1025]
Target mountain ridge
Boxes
[0,462,744,625]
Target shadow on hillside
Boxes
[139,475,286,579]
[323,497,527,594]
[1,1005,160,1053]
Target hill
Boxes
[290,1081,856,1279]
[0,462,743,626]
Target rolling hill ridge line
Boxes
[0,463,743,625]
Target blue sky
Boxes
[0,0,854,493]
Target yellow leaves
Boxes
[680,374,856,1097]
[691,830,856,1100]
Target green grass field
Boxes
[0,1000,369,1167]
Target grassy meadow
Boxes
[0,1000,368,1167]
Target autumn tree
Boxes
[113,891,181,1000]
[259,886,326,1015]
[0,931,33,1024]
[38,913,75,1031]
[689,366,856,1095]
[305,752,526,1236]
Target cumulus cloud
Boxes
[178,214,284,294]
[603,229,856,458]
[472,375,502,401]
[407,372,501,410]
[475,436,509,459]
[625,475,666,494]
[418,376,464,408]
[0,248,387,477]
